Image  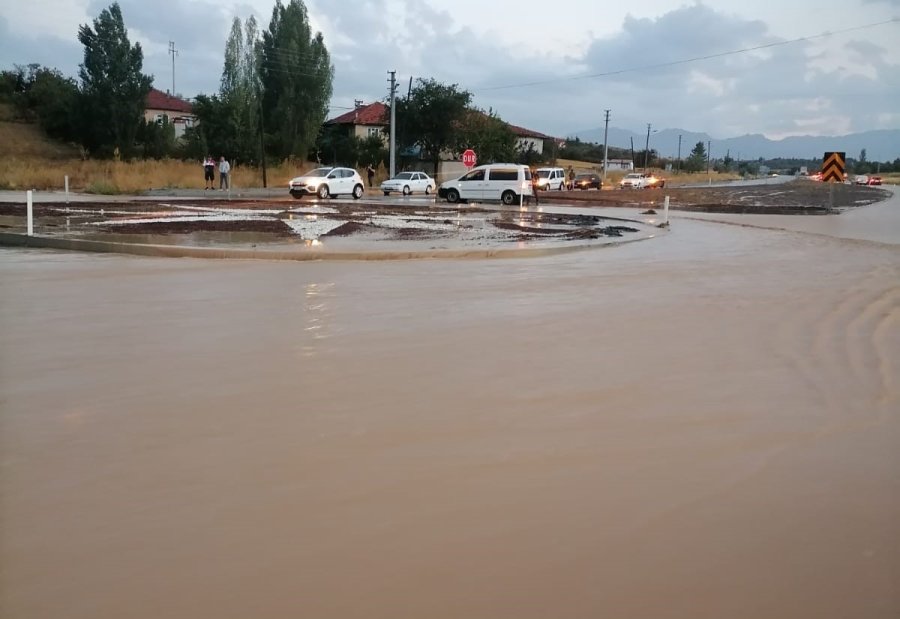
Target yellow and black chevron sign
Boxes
[821,151,845,183]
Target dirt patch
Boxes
[98,219,293,236]
[322,221,373,237]
[567,226,640,240]
[551,180,890,213]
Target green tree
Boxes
[684,141,707,173]
[137,117,175,159]
[77,2,152,157]
[219,16,262,164]
[5,64,80,142]
[394,78,472,172]
[259,0,333,160]
[461,108,517,163]
[192,94,240,158]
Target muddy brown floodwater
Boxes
[1,193,899,619]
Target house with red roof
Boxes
[325,101,555,156]
[143,88,196,138]
[325,101,389,142]
[506,123,553,156]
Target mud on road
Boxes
[553,179,891,214]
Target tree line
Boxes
[0,0,333,164]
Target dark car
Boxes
[572,173,602,190]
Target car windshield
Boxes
[536,170,551,178]
[394,173,414,180]
[575,174,593,180]
[624,174,640,179]
[304,167,333,178]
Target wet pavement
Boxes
[1,192,899,619]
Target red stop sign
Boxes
[462,149,477,168]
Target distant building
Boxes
[325,101,389,143]
[605,159,634,171]
[506,123,553,156]
[144,88,195,138]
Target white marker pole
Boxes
[64,175,69,205]
[26,190,34,236]
[664,195,670,226]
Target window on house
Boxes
[367,126,382,138]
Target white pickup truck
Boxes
[619,172,666,189]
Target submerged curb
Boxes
[0,231,660,261]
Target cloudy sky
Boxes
[1,0,898,139]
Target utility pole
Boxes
[168,41,177,97]
[677,134,682,174]
[388,70,397,178]
[707,140,712,185]
[630,137,635,169]
[602,109,610,184]
[644,123,651,171]
[258,83,267,188]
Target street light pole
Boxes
[677,134,682,174]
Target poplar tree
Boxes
[77,2,151,157]
[220,16,261,163]
[259,0,333,159]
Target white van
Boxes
[534,167,566,191]
[438,164,533,205]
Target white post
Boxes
[64,175,69,205]
[664,195,670,227]
[27,190,34,236]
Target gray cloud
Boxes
[2,1,898,139]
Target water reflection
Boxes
[298,281,335,359]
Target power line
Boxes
[476,17,900,92]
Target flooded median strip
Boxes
[0,199,661,260]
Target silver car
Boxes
[380,172,436,196]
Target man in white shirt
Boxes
[219,156,231,190]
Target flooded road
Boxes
[1,207,899,618]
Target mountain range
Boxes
[570,127,900,162]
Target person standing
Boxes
[203,156,215,190]
[366,164,375,188]
[530,168,540,206]
[219,156,231,190]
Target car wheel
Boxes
[559,182,565,191]
[446,188,460,203]
[425,185,431,195]
[352,184,364,200]
[402,185,411,196]
[290,191,303,200]
[501,190,516,205]
[383,191,390,196]
[658,181,666,188]
[317,184,330,199]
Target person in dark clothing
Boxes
[366,164,375,188]
[531,169,540,206]
[203,156,215,190]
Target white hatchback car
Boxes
[381,171,436,196]
[289,166,365,200]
